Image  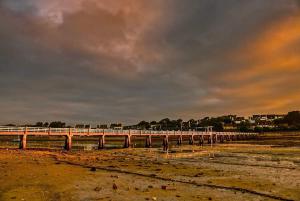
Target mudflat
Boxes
[0,135,300,201]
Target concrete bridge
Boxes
[0,126,258,151]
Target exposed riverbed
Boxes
[0,133,299,201]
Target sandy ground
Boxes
[0,137,300,201]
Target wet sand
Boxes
[0,134,300,201]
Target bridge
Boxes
[0,126,258,151]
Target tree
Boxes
[150,121,157,125]
[5,124,16,127]
[110,123,122,129]
[188,119,197,130]
[254,126,263,133]
[238,121,251,132]
[98,124,108,129]
[284,111,300,129]
[159,118,170,130]
[137,121,150,130]
[35,122,44,127]
[49,121,66,128]
[212,121,224,131]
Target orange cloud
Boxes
[225,14,300,80]
[211,14,300,115]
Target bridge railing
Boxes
[0,126,26,132]
[0,126,257,136]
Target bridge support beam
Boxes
[177,135,182,146]
[163,135,169,152]
[19,135,27,149]
[98,135,105,149]
[212,134,216,144]
[198,135,204,146]
[219,135,224,143]
[189,136,194,145]
[145,135,152,148]
[124,135,131,148]
[64,135,72,151]
[207,135,211,144]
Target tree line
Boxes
[3,111,300,132]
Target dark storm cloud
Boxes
[0,0,300,125]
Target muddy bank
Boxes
[0,142,300,201]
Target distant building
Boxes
[234,117,245,124]
[251,114,286,128]
[223,123,237,131]
[85,124,91,129]
[75,124,85,129]
[252,114,285,121]
[110,123,123,130]
[97,124,108,129]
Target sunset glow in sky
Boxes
[0,0,300,124]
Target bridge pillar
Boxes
[189,136,194,145]
[220,135,224,143]
[19,135,27,149]
[198,135,204,146]
[212,134,216,144]
[19,127,28,149]
[124,135,131,148]
[145,135,152,148]
[64,135,72,151]
[98,135,105,149]
[163,135,169,152]
[177,135,182,146]
[207,135,211,144]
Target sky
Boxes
[0,0,300,125]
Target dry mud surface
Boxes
[0,136,300,201]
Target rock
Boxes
[161,185,176,190]
[194,173,204,177]
[148,185,153,188]
[113,183,118,190]
[94,187,102,192]
[90,167,97,172]
[152,197,157,201]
